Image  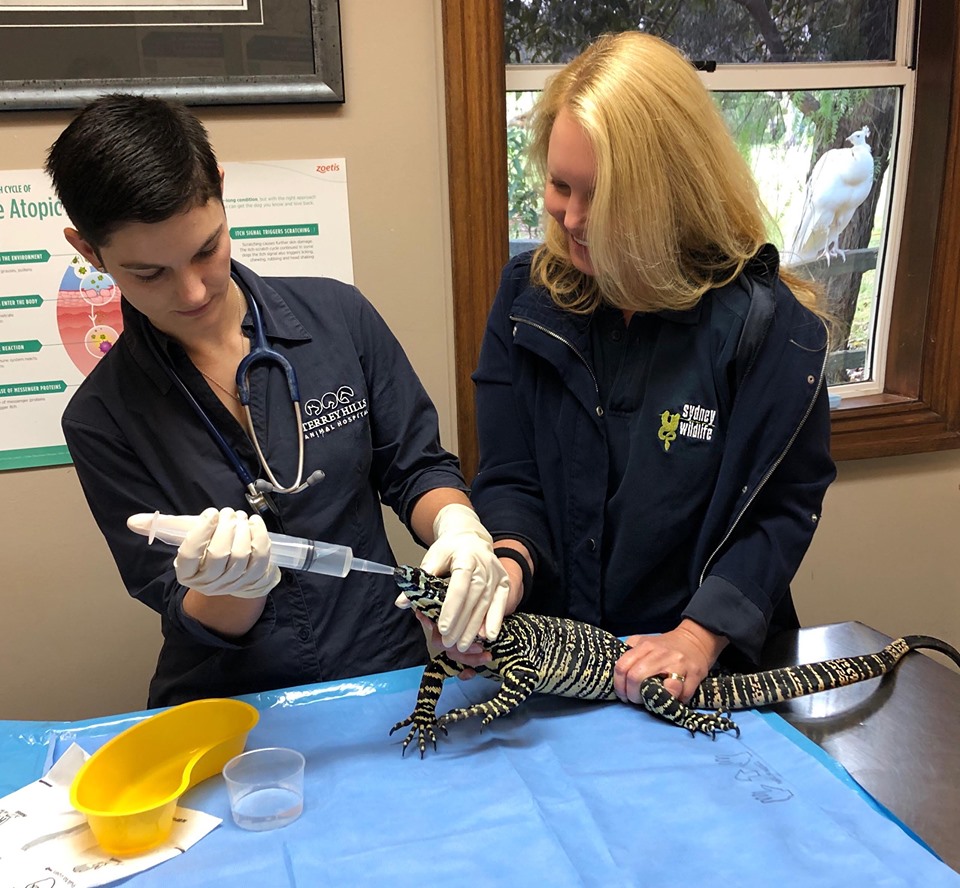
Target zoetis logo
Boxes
[657,403,717,452]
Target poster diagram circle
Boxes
[56,257,124,377]
[84,324,120,358]
[79,270,121,307]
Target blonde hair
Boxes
[527,32,824,319]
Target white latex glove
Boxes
[174,507,281,599]
[396,503,509,651]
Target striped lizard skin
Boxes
[389,566,960,758]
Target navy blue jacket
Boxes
[471,249,835,662]
[63,262,467,707]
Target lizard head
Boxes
[393,565,447,622]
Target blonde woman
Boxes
[454,33,836,703]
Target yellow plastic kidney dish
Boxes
[70,698,259,855]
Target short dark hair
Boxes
[45,93,223,248]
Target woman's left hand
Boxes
[614,620,728,704]
[417,503,510,651]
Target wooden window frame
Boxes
[441,0,960,480]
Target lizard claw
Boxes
[391,714,442,758]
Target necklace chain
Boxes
[199,368,240,402]
[197,281,244,403]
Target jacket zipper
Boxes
[698,343,829,587]
[511,315,603,414]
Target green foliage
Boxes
[848,271,874,350]
[788,88,875,146]
[504,0,893,65]
[715,92,787,156]
[507,122,543,238]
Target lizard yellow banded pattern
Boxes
[389,565,960,758]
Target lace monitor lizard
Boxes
[389,565,960,758]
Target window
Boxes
[504,1,912,397]
[441,0,960,479]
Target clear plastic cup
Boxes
[222,747,305,831]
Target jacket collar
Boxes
[232,261,312,344]
[509,278,703,347]
[121,260,311,393]
[510,284,591,346]
[510,242,783,339]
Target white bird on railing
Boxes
[789,126,875,266]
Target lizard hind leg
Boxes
[436,699,505,731]
[639,677,741,739]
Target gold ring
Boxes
[665,672,686,684]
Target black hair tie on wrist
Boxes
[493,546,533,595]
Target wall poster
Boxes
[0,158,352,470]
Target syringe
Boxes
[127,511,397,578]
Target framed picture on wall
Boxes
[0,0,343,110]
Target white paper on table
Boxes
[0,743,221,887]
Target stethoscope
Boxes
[153,277,324,516]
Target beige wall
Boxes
[1,1,958,722]
[794,449,960,656]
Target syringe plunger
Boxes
[126,512,395,578]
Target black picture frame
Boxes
[0,1,343,110]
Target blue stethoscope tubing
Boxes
[235,283,299,405]
[234,282,308,498]
[151,275,309,515]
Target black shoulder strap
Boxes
[734,244,779,389]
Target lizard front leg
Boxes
[436,659,540,732]
[390,654,462,758]
[638,677,741,738]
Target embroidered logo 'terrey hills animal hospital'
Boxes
[658,403,717,452]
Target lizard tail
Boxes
[690,634,957,712]
[901,634,960,667]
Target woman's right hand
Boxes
[174,507,280,599]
